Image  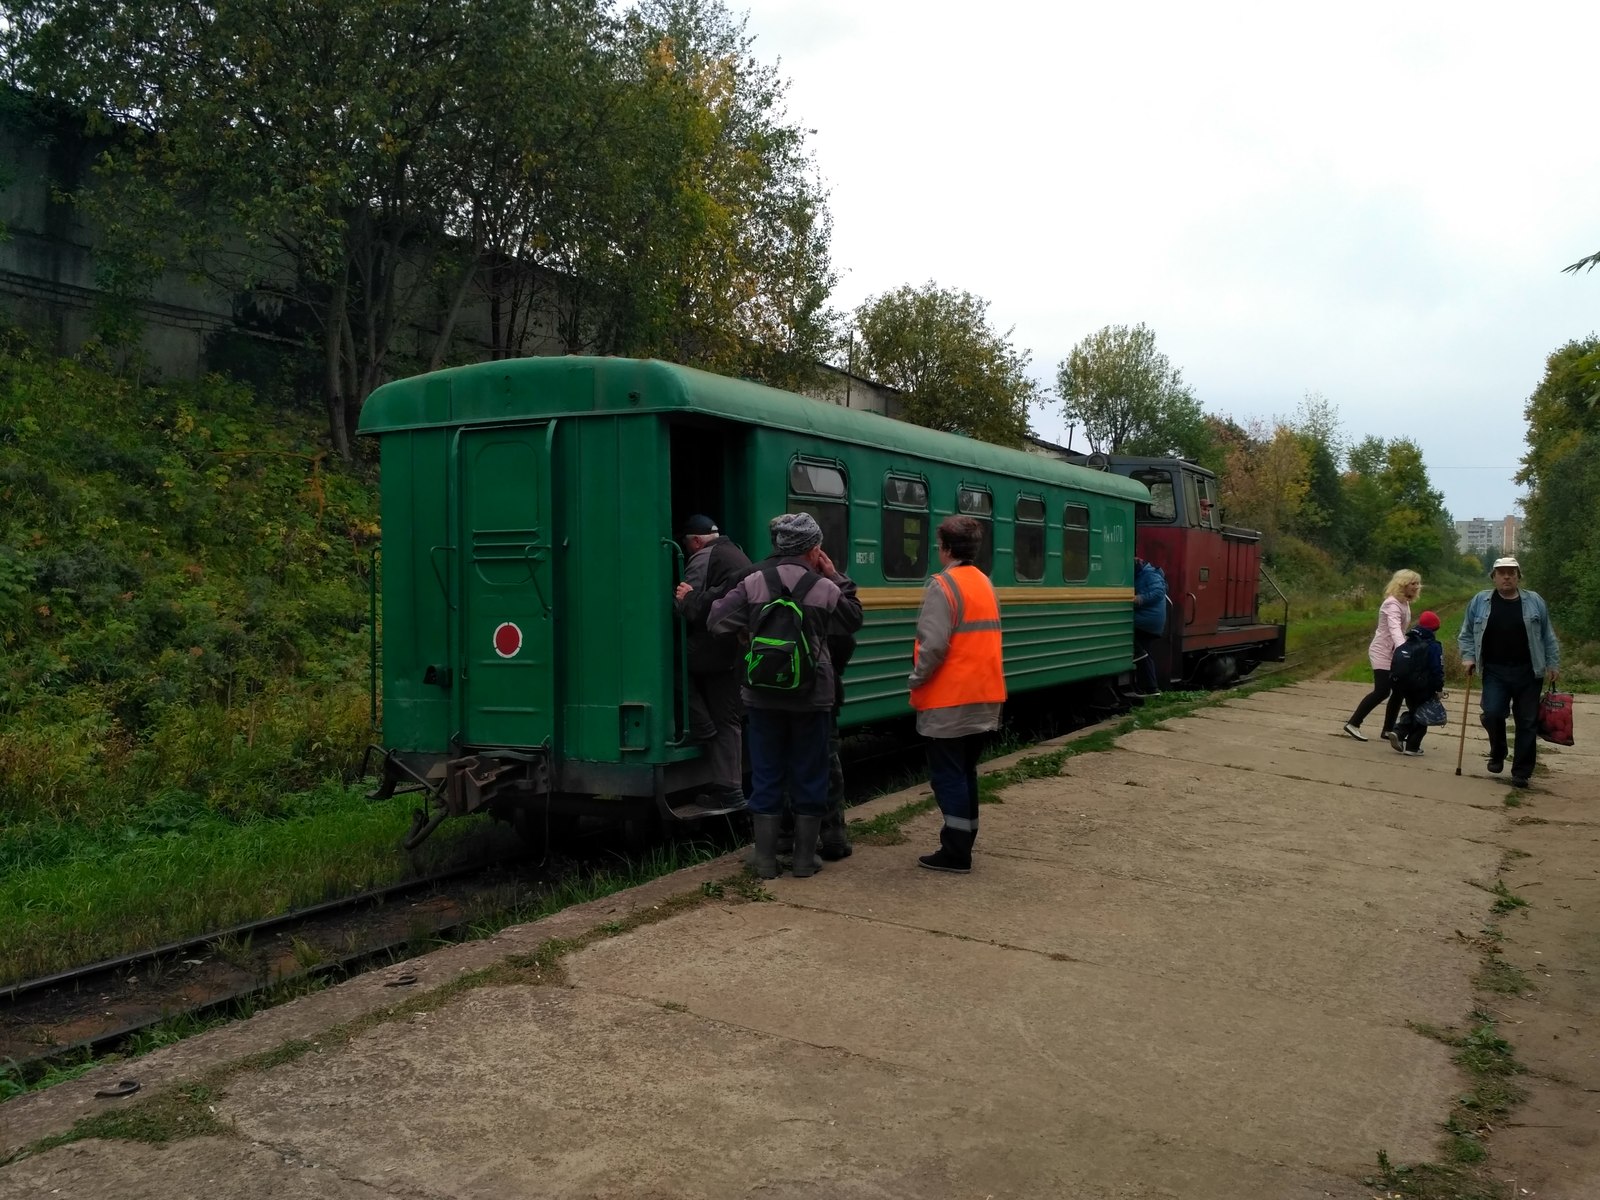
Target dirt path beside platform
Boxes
[3,681,1597,1199]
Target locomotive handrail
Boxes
[663,537,692,746]
[1184,590,1197,626]
[1258,563,1290,630]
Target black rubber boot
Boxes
[790,815,824,878]
[747,814,781,880]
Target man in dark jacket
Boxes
[706,513,863,879]
[673,515,753,808]
[1132,557,1168,697]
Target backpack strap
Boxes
[760,565,785,601]
[789,567,820,605]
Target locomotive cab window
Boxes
[1130,469,1176,522]
[883,475,930,579]
[958,486,995,575]
[789,458,848,557]
[1199,475,1220,530]
[1014,496,1045,582]
[1062,503,1091,582]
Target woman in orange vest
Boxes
[908,515,1006,873]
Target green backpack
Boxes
[744,566,820,691]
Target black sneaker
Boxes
[1386,731,1404,752]
[1511,775,1530,789]
[1486,759,1504,774]
[918,849,972,874]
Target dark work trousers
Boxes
[746,708,831,817]
[688,670,744,792]
[1133,629,1161,693]
[1348,667,1405,733]
[926,733,984,852]
[1480,663,1542,778]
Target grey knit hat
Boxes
[769,512,822,556]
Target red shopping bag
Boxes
[1537,687,1575,747]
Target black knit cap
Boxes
[682,514,718,536]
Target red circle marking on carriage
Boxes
[493,622,523,659]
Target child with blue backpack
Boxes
[1387,610,1446,755]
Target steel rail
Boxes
[0,859,499,1008]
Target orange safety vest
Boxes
[910,564,1007,711]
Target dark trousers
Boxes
[1393,695,1429,752]
[1349,667,1404,733]
[1480,663,1541,778]
[746,708,831,817]
[687,670,744,791]
[926,734,984,842]
[1133,629,1161,693]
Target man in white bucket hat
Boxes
[1457,557,1560,788]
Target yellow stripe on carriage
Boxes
[857,586,1134,610]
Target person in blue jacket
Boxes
[1132,557,1168,697]
[1388,611,1445,755]
[1458,556,1560,788]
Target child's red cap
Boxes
[1418,611,1440,631]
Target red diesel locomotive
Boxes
[1070,454,1287,688]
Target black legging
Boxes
[1348,667,1405,733]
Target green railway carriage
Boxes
[359,356,1148,841]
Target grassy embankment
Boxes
[0,339,491,987]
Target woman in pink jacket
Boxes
[1342,569,1422,741]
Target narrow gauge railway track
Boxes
[0,857,545,1079]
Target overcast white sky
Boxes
[738,0,1599,523]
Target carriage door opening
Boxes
[667,421,749,551]
[666,421,749,737]
[455,424,556,750]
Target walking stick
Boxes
[1454,670,1475,776]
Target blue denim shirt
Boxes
[1457,588,1560,677]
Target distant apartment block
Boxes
[1454,516,1523,558]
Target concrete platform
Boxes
[4,681,1598,1198]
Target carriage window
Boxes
[959,487,995,575]
[1200,475,1220,530]
[882,475,929,579]
[789,460,846,498]
[1130,469,1176,522]
[1062,503,1090,582]
[1015,496,1045,582]
[789,459,848,557]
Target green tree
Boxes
[2,0,535,457]
[853,282,1040,447]
[1215,419,1310,553]
[1338,435,1448,571]
[1287,392,1347,554]
[1056,323,1212,459]
[1519,337,1600,641]
[1,0,838,451]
